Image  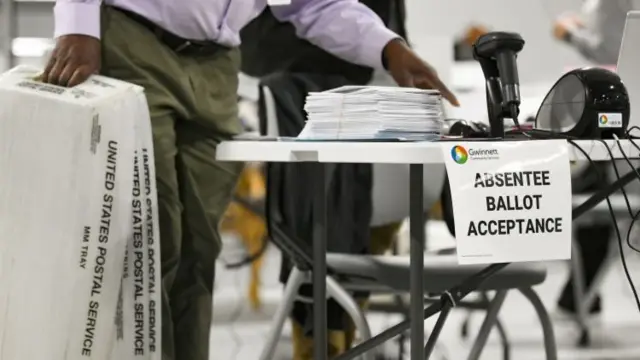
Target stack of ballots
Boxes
[0,65,161,360]
[299,85,444,140]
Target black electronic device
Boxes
[535,67,630,139]
[449,120,490,138]
[473,31,525,138]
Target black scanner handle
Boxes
[475,55,500,80]
[473,31,526,138]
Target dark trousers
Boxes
[559,163,613,314]
[558,224,611,313]
[101,7,243,360]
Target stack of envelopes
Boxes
[299,86,444,140]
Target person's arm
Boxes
[270,0,399,70]
[54,0,102,39]
[563,0,631,64]
[270,0,459,105]
[43,0,102,86]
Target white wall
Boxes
[405,0,591,84]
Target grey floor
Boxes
[212,221,640,360]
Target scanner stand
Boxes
[477,57,519,139]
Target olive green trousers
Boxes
[101,7,243,360]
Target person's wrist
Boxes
[53,2,101,39]
[382,38,407,70]
[563,31,573,43]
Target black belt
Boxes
[113,7,228,57]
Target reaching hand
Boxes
[554,14,583,41]
[42,35,101,87]
[383,39,459,107]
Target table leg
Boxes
[313,163,328,360]
[410,164,425,359]
[423,303,452,358]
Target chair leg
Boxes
[459,294,510,360]
[519,287,558,360]
[493,317,511,360]
[461,311,472,338]
[467,291,508,360]
[481,292,510,360]
[259,268,307,360]
[326,277,374,360]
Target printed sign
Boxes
[598,112,623,128]
[441,140,572,264]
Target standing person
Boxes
[240,3,407,358]
[43,1,459,359]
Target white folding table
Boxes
[216,139,640,360]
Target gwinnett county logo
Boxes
[599,114,608,125]
[451,145,468,164]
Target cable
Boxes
[499,114,640,310]
[567,139,640,313]
[570,139,640,304]
[510,105,521,129]
[595,137,640,315]
[586,137,640,256]
[224,237,269,270]
[596,138,635,218]
[611,133,640,253]
[627,125,640,137]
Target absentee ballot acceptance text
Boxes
[441,141,572,264]
[468,170,563,236]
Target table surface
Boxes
[216,136,640,360]
[217,139,640,164]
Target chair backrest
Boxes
[256,83,315,271]
[238,72,260,102]
[370,164,446,226]
[261,86,280,137]
[264,163,315,271]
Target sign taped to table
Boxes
[441,140,572,264]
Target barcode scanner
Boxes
[473,32,526,137]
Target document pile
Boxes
[299,86,444,140]
[0,66,161,360]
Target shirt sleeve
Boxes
[270,0,399,70]
[54,0,102,39]
[566,0,629,64]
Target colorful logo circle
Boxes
[451,146,468,164]
[599,114,608,125]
